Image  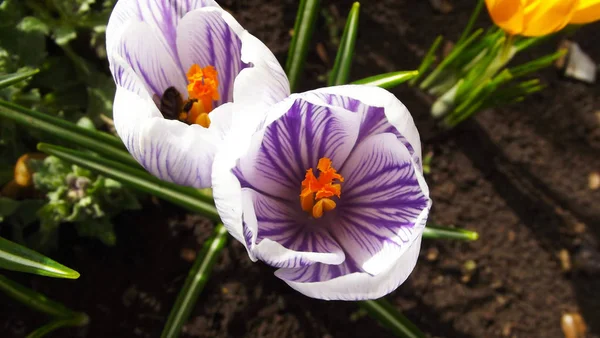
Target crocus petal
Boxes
[275,236,422,301]
[113,83,229,188]
[335,133,430,275]
[235,97,360,201]
[521,0,578,37]
[484,0,525,35]
[176,8,247,105]
[241,189,345,268]
[571,0,600,24]
[106,0,219,66]
[113,21,187,97]
[306,85,424,173]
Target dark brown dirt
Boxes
[2,0,600,337]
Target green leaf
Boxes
[26,315,89,338]
[455,0,484,46]
[352,71,419,89]
[53,25,77,46]
[360,299,425,338]
[328,2,360,86]
[285,0,321,92]
[0,274,83,317]
[409,36,442,86]
[423,225,479,241]
[0,236,80,279]
[0,99,139,168]
[161,224,228,338]
[37,143,219,220]
[17,16,50,35]
[0,69,40,89]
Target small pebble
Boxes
[426,247,439,261]
[561,312,587,338]
[588,172,600,190]
[558,249,572,272]
[180,248,197,262]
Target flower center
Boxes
[300,157,344,218]
[158,64,220,128]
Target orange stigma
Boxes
[300,157,344,218]
[184,64,219,127]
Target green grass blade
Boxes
[0,69,40,89]
[328,2,361,86]
[423,226,479,241]
[456,0,485,46]
[360,299,425,338]
[508,49,566,79]
[26,315,89,338]
[37,143,219,220]
[0,236,80,279]
[161,224,228,338]
[0,274,80,318]
[285,0,321,92]
[0,100,139,168]
[420,28,484,90]
[352,70,419,89]
[409,36,443,86]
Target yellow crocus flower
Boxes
[485,0,600,36]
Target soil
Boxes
[2,0,600,337]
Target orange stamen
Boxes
[300,157,344,218]
[183,64,220,128]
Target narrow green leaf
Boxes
[352,71,419,89]
[508,49,566,79]
[409,36,443,86]
[0,69,40,89]
[420,28,484,90]
[0,100,139,168]
[360,299,425,338]
[37,143,219,220]
[0,274,80,318]
[456,0,485,46]
[285,0,321,92]
[0,236,80,279]
[26,314,89,338]
[161,224,228,338]
[328,2,360,86]
[423,226,479,241]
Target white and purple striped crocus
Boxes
[213,85,432,300]
[106,0,289,188]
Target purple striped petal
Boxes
[335,133,429,275]
[309,86,424,173]
[275,236,423,301]
[241,189,345,268]
[113,21,186,98]
[113,85,231,188]
[233,98,360,201]
[176,8,247,105]
[106,0,219,68]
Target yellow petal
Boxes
[485,0,526,35]
[571,0,600,23]
[521,0,579,36]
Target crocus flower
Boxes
[106,0,289,188]
[212,85,431,300]
[485,0,600,37]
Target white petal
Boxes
[113,85,229,188]
[106,0,220,66]
[176,8,246,105]
[309,85,424,174]
[231,28,291,130]
[111,21,186,97]
[275,236,423,301]
[242,189,345,268]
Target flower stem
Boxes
[286,0,321,92]
[360,299,425,338]
[160,224,228,338]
